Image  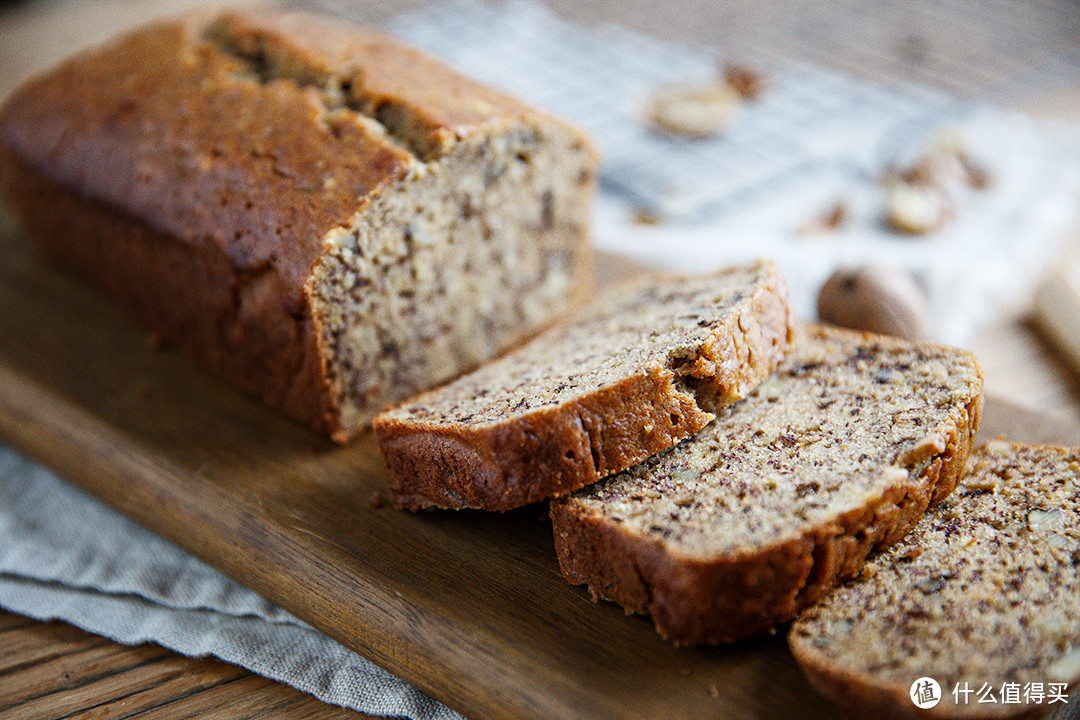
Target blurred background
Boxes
[4,0,1080,104]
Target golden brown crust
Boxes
[552,501,819,643]
[379,366,716,511]
[0,10,596,440]
[0,146,341,435]
[788,648,1051,720]
[375,263,795,511]
[550,327,984,645]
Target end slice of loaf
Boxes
[789,441,1080,719]
[0,9,597,441]
[550,325,984,645]
[374,260,794,511]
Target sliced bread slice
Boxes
[789,441,1080,719]
[374,259,794,511]
[550,325,984,645]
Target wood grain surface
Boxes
[2,195,1080,720]
[0,609,366,720]
[0,212,831,719]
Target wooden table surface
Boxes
[2,1,1080,719]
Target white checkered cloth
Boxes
[381,0,1080,345]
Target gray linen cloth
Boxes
[0,444,462,720]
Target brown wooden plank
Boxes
[0,202,841,720]
[57,658,248,720]
[0,612,43,632]
[1,210,1078,720]
[0,642,176,713]
[144,674,366,720]
[0,621,112,676]
[0,610,373,720]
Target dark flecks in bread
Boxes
[789,441,1080,719]
[375,260,795,511]
[551,325,983,645]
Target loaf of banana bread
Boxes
[0,9,597,440]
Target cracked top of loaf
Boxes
[0,8,560,309]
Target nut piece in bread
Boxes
[0,9,598,441]
[375,260,795,511]
[551,325,983,645]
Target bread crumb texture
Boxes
[790,441,1080,719]
[375,260,794,510]
[551,324,983,644]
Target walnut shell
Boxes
[816,266,929,341]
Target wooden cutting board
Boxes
[0,211,1077,720]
